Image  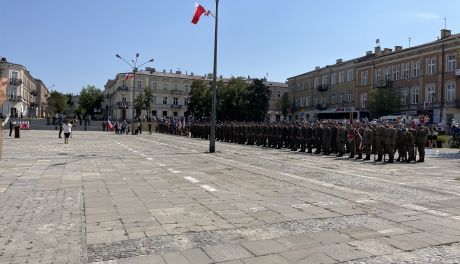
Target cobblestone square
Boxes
[1,129,460,263]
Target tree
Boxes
[143,86,153,121]
[46,91,67,115]
[245,79,271,121]
[188,80,211,120]
[134,93,144,120]
[366,87,400,118]
[79,85,103,116]
[217,77,247,121]
[277,92,290,118]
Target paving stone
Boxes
[241,254,288,264]
[181,248,213,264]
[203,244,253,263]
[241,239,288,256]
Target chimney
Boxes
[175,70,181,74]
[441,29,452,39]
[365,51,373,56]
[163,69,166,73]
[191,72,194,76]
[394,46,403,52]
[315,66,320,70]
[336,59,343,64]
[374,46,382,56]
[170,69,173,73]
[383,48,392,54]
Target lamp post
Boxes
[115,53,154,134]
[209,0,219,153]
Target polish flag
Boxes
[191,3,211,24]
[107,120,113,130]
[125,74,134,80]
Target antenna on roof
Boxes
[408,37,411,48]
[375,38,380,47]
[444,17,447,29]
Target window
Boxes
[184,84,190,93]
[348,90,353,102]
[136,80,142,89]
[340,92,344,103]
[173,98,178,105]
[331,73,337,85]
[400,89,408,105]
[321,96,326,104]
[151,81,157,90]
[360,93,367,108]
[163,83,168,91]
[411,87,419,104]
[307,79,311,89]
[122,95,127,102]
[152,96,157,104]
[392,65,400,80]
[360,71,368,85]
[122,80,127,87]
[425,84,436,103]
[173,112,178,117]
[162,111,167,117]
[173,83,179,91]
[163,97,168,105]
[184,97,189,106]
[338,71,345,83]
[277,91,281,97]
[402,63,409,80]
[412,61,420,78]
[427,57,436,75]
[314,77,319,87]
[10,71,19,80]
[447,55,456,72]
[376,69,382,82]
[331,93,336,104]
[347,69,354,82]
[322,75,328,85]
[446,82,456,102]
[306,96,311,106]
[384,67,391,81]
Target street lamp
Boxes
[115,53,154,134]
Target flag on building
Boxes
[125,73,134,80]
[191,3,211,24]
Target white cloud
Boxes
[411,11,441,20]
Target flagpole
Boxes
[209,0,219,153]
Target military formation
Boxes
[187,121,429,163]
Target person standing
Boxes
[9,116,14,137]
[0,77,7,160]
[63,120,72,144]
[58,118,63,138]
[416,124,428,162]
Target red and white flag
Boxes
[107,120,113,130]
[191,3,211,24]
[125,73,134,80]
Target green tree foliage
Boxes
[278,92,290,118]
[143,86,153,121]
[366,87,401,118]
[217,78,247,121]
[79,85,103,116]
[134,93,144,119]
[245,79,271,121]
[187,80,211,120]
[188,78,271,122]
[46,91,67,115]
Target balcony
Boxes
[417,102,441,110]
[445,100,460,108]
[9,78,22,85]
[117,86,129,92]
[456,69,460,77]
[116,101,130,109]
[316,104,327,110]
[8,95,22,101]
[316,84,329,92]
[171,104,182,109]
[31,90,38,96]
[375,79,392,88]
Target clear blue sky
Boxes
[2,0,459,94]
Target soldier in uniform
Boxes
[385,122,397,163]
[336,122,346,157]
[363,124,374,161]
[314,122,322,154]
[375,123,385,162]
[395,123,405,162]
[354,123,365,160]
[416,124,428,162]
[348,123,356,159]
[330,122,338,154]
[404,127,416,163]
[322,122,332,155]
[306,123,314,153]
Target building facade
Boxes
[265,81,288,122]
[34,79,50,118]
[0,58,43,118]
[289,29,460,123]
[104,69,203,121]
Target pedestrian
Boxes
[0,77,7,160]
[63,119,72,144]
[9,115,14,137]
[58,118,63,138]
